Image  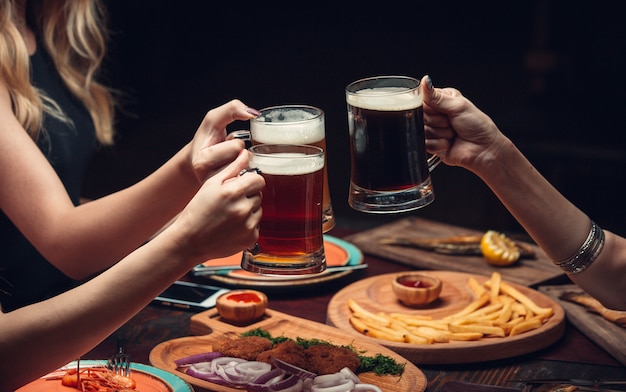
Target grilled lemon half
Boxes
[480,230,521,266]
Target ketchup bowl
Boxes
[216,289,268,323]
[391,273,442,306]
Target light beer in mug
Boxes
[241,144,326,275]
[250,105,335,232]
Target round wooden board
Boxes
[150,308,426,391]
[326,271,565,364]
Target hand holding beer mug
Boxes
[345,75,441,213]
[240,144,327,275]
[232,105,335,232]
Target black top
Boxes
[0,45,97,312]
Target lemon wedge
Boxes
[480,230,520,266]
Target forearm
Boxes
[472,138,626,309]
[47,144,199,278]
[0,231,194,390]
[473,138,589,259]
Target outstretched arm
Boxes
[421,76,626,310]
[0,147,265,390]
[0,78,256,278]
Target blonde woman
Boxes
[0,0,265,388]
[0,0,262,310]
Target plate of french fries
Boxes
[326,271,565,364]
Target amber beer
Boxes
[241,144,326,275]
[346,76,435,213]
[250,106,335,232]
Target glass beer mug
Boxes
[240,144,326,275]
[345,75,441,213]
[232,105,335,232]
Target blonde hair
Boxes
[0,0,115,145]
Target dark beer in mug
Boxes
[241,144,326,275]
[346,76,435,213]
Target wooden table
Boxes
[84,226,626,391]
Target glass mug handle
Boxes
[427,154,442,172]
[227,130,252,141]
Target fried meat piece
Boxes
[256,340,308,369]
[305,344,360,375]
[212,335,273,361]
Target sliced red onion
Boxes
[267,373,300,391]
[311,379,354,392]
[272,357,316,379]
[273,378,303,392]
[174,351,222,366]
[185,362,212,375]
[210,357,250,385]
[236,361,273,379]
[210,356,247,375]
[247,368,288,392]
[313,373,344,385]
[250,367,286,385]
[185,355,383,392]
[220,361,272,384]
[353,384,383,392]
[339,368,360,384]
[186,363,233,386]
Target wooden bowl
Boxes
[392,273,442,306]
[216,289,268,323]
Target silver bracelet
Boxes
[554,220,605,274]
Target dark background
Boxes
[82,1,626,236]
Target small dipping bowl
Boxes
[392,273,442,306]
[216,289,268,323]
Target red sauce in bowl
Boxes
[399,280,431,288]
[226,292,262,303]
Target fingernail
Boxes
[246,107,261,116]
[425,75,433,90]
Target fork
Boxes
[107,337,130,377]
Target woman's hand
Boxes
[420,76,508,172]
[190,100,260,182]
[170,148,265,263]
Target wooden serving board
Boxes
[149,308,427,392]
[539,284,626,366]
[345,217,564,287]
[326,271,565,365]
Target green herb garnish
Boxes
[241,328,405,376]
[357,353,406,376]
[241,327,289,345]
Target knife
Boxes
[193,263,368,276]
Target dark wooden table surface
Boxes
[84,226,626,392]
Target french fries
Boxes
[347,272,553,344]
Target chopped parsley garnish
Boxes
[357,353,406,376]
[241,328,405,376]
[241,327,289,345]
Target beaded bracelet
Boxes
[554,220,605,274]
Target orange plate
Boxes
[17,361,192,392]
[195,235,365,288]
[150,308,427,392]
[327,271,566,365]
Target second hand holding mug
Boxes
[345,75,440,213]
[241,144,327,275]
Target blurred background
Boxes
[82,1,626,236]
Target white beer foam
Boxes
[346,87,422,111]
[251,153,324,175]
[252,108,325,144]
